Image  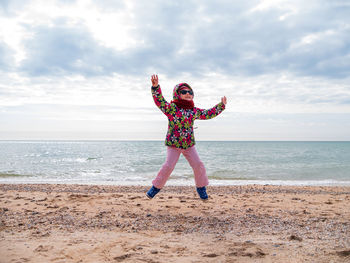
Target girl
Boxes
[147,74,227,200]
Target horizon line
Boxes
[1,139,349,142]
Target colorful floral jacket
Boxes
[151,84,225,149]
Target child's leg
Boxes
[183,146,209,187]
[152,147,181,189]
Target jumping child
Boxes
[147,74,227,200]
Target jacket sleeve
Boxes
[151,85,174,116]
[195,102,225,120]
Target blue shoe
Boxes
[146,186,160,199]
[196,186,208,200]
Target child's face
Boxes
[179,88,193,101]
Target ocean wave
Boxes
[208,169,259,180]
[208,175,259,180]
[86,157,102,161]
[0,172,31,178]
[169,173,259,181]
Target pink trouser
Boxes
[152,146,209,189]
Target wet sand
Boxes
[1,184,350,262]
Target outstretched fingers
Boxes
[151,74,159,87]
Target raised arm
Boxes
[195,98,226,120]
[151,74,174,116]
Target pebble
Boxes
[289,235,303,242]
[204,253,218,257]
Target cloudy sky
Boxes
[0,0,349,141]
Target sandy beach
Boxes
[0,184,349,263]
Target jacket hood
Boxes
[172,83,193,100]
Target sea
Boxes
[0,141,349,186]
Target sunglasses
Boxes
[179,90,193,95]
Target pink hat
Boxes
[173,83,194,100]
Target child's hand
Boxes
[221,96,227,105]
[151,74,159,87]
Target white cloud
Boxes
[0,0,349,140]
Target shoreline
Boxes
[1,184,350,262]
[1,182,350,192]
[1,179,350,187]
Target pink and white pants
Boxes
[152,146,209,189]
